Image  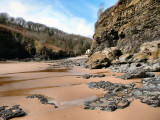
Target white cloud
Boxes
[0,0,94,37]
[8,1,29,14]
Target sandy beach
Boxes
[0,61,160,120]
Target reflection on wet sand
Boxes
[60,96,97,108]
[0,69,71,75]
[0,77,12,80]
[0,75,77,86]
[0,83,83,97]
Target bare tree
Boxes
[0,13,9,23]
[97,2,105,19]
[15,17,26,27]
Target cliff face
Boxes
[91,0,160,55]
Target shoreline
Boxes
[0,59,160,120]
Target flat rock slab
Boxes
[85,77,160,112]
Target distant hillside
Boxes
[0,13,92,60]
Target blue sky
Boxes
[0,0,118,37]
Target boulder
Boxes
[84,52,110,69]
[134,40,160,63]
[84,47,122,69]
[102,47,122,62]
[117,68,155,79]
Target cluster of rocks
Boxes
[85,81,135,111]
[79,74,106,79]
[136,76,160,107]
[0,105,26,120]
[117,68,155,80]
[109,63,160,73]
[27,95,58,108]
[85,76,160,111]
[109,63,160,79]
[85,40,160,69]
[48,58,85,68]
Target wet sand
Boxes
[0,61,160,120]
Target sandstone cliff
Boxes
[91,0,160,54]
[85,0,160,69]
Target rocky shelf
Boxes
[84,75,160,111]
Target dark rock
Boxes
[109,63,160,74]
[112,74,116,76]
[82,74,91,79]
[103,102,117,111]
[0,105,26,120]
[48,58,86,68]
[85,76,160,112]
[84,81,137,111]
[140,95,160,107]
[27,95,58,108]
[81,74,106,79]
[118,99,131,109]
[117,68,155,79]
[0,106,8,112]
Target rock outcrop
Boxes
[91,0,160,54]
[84,47,122,69]
[85,76,160,111]
[85,0,160,68]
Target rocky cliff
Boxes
[85,0,160,69]
[91,0,160,54]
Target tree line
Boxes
[0,12,92,56]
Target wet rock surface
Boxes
[85,76,160,111]
[117,69,155,79]
[0,105,26,120]
[85,81,135,111]
[137,76,160,107]
[27,95,58,108]
[109,63,160,73]
[109,63,160,79]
